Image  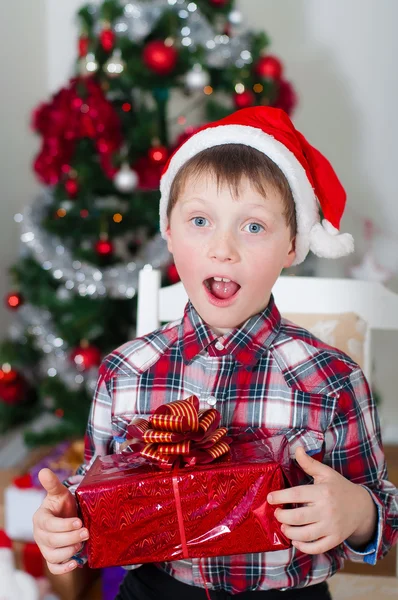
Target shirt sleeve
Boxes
[324,367,398,564]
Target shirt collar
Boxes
[179,295,281,370]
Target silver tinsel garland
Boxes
[20,190,171,299]
[90,0,253,69]
[10,304,99,394]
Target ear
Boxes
[282,236,296,269]
[165,223,173,255]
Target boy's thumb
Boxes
[295,446,327,479]
[38,468,67,497]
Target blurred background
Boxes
[0,2,397,597]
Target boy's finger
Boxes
[267,485,315,505]
[41,542,84,565]
[36,509,82,533]
[39,468,69,497]
[43,527,89,550]
[46,559,78,575]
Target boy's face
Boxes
[165,173,296,335]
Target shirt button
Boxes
[215,341,224,351]
[206,396,217,406]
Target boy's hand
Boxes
[33,468,89,574]
[268,447,377,555]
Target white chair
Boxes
[137,266,398,383]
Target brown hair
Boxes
[167,144,297,239]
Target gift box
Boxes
[76,397,306,569]
[29,440,84,488]
[4,441,83,542]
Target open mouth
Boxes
[204,277,241,301]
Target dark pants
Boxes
[115,563,333,600]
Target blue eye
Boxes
[244,222,264,234]
[192,217,208,227]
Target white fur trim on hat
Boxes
[310,219,354,258]
[160,124,345,265]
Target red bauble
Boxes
[95,237,114,256]
[70,344,101,371]
[78,36,90,58]
[100,27,115,53]
[142,41,178,75]
[255,55,283,80]
[234,90,255,109]
[5,292,24,311]
[174,126,202,149]
[65,178,79,199]
[134,155,163,191]
[273,79,297,116]
[0,367,27,406]
[148,145,168,165]
[167,263,180,284]
[209,0,228,5]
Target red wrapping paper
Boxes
[76,432,308,569]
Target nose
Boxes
[207,230,240,263]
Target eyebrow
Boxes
[180,196,207,205]
[181,197,269,209]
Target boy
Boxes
[33,107,398,599]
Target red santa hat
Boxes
[159,106,354,265]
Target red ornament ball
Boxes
[148,145,169,165]
[273,79,297,116]
[234,90,255,109]
[70,344,101,371]
[5,292,24,311]
[255,55,283,80]
[100,27,115,53]
[78,36,90,58]
[209,0,228,5]
[65,178,79,199]
[167,263,180,284]
[143,41,178,75]
[95,237,114,256]
[0,367,27,406]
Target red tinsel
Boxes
[32,77,123,185]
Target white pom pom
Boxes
[309,219,354,258]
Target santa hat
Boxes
[159,106,354,265]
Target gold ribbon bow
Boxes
[126,395,231,469]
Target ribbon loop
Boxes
[127,396,231,469]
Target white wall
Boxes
[0,1,47,334]
[46,0,96,94]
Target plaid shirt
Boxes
[68,296,398,594]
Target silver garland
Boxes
[89,0,252,69]
[20,190,171,299]
[10,304,99,394]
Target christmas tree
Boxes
[0,0,297,444]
